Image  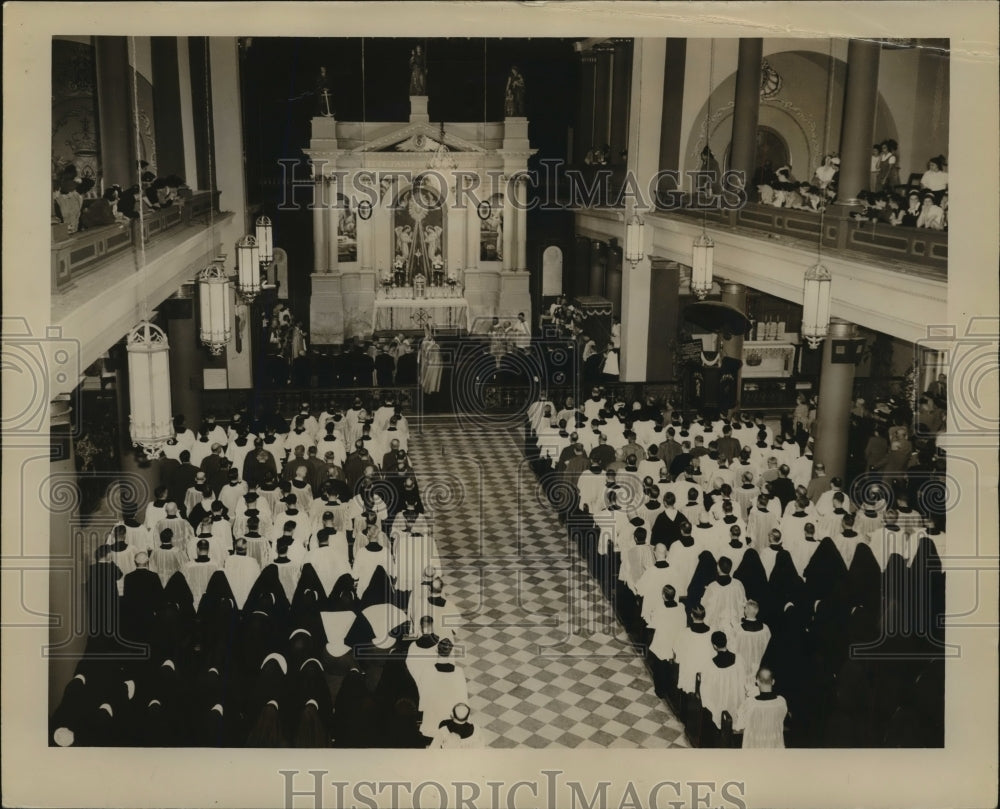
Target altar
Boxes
[305,84,535,345]
[372,294,470,332]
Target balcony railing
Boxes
[668,201,947,277]
[52,190,221,291]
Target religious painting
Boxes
[338,195,357,262]
[393,182,444,284]
[479,192,504,262]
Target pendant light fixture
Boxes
[236,233,262,302]
[197,262,233,354]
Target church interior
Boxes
[44,34,951,749]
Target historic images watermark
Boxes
[279,770,748,809]
[274,159,750,215]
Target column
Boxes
[605,244,623,317]
[501,178,514,272]
[94,37,136,189]
[619,37,666,381]
[209,38,247,237]
[729,39,763,189]
[594,45,614,153]
[573,236,591,299]
[813,319,859,480]
[466,181,480,270]
[515,177,528,272]
[658,39,687,180]
[313,176,326,273]
[836,39,882,206]
[151,38,186,179]
[163,289,203,429]
[647,258,680,382]
[176,38,199,189]
[720,282,747,411]
[326,179,339,273]
[589,240,606,296]
[609,40,633,166]
[577,50,598,163]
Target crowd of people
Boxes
[751,144,948,231]
[51,396,478,748]
[525,388,946,747]
[53,160,186,236]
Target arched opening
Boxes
[724,126,790,184]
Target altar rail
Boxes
[199,381,685,422]
[52,190,221,291]
[665,202,947,276]
[200,386,421,423]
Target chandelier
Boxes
[255,215,274,265]
[691,232,715,299]
[197,262,232,355]
[125,321,173,459]
[625,214,645,269]
[236,234,262,303]
[801,262,833,348]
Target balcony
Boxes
[50,192,234,399]
[672,201,947,279]
[574,204,948,344]
[51,190,221,292]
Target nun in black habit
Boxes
[846,542,882,613]
[733,549,769,612]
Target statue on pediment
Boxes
[504,65,526,117]
[409,46,427,95]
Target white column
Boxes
[515,177,528,271]
[326,178,339,273]
[313,176,326,273]
[466,181,480,270]
[502,178,514,272]
[619,37,666,382]
[175,37,198,189]
[209,38,247,243]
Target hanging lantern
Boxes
[801,262,833,348]
[255,216,274,265]
[625,214,645,269]
[197,263,232,355]
[691,232,715,299]
[125,321,173,459]
[236,234,261,303]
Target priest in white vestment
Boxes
[223,538,261,609]
[701,631,751,728]
[733,668,788,748]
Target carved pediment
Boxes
[352,122,487,155]
[394,133,444,152]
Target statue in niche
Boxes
[409,46,427,95]
[504,65,526,117]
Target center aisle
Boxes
[408,416,688,748]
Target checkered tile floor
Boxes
[408,417,687,748]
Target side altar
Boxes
[307,88,535,344]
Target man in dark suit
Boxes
[122,551,163,644]
[86,545,122,644]
[715,425,742,465]
[770,465,797,512]
[169,450,200,513]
